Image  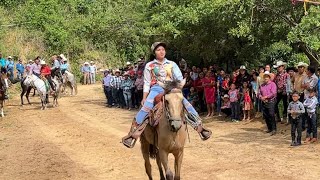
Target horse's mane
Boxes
[160,79,185,93]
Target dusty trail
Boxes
[0,84,319,180]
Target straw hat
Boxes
[223,94,229,98]
[59,54,67,61]
[263,71,271,78]
[239,65,246,70]
[7,56,12,59]
[296,62,308,68]
[273,61,287,68]
[84,62,89,65]
[114,69,121,73]
[90,61,94,64]
[40,60,46,65]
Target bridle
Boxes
[163,88,186,131]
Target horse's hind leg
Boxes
[20,90,25,105]
[26,87,32,105]
[140,135,153,180]
[0,102,4,117]
[173,151,184,180]
[156,153,165,180]
[159,150,173,180]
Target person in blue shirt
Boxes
[60,59,69,75]
[7,56,14,79]
[16,59,25,79]
[122,42,212,148]
[0,53,7,73]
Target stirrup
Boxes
[197,126,212,141]
[122,120,149,148]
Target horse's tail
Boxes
[149,144,158,159]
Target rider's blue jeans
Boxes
[135,85,198,124]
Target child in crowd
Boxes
[242,82,253,121]
[222,75,230,94]
[303,88,318,143]
[221,94,231,117]
[287,92,305,146]
[229,83,240,122]
[188,87,199,108]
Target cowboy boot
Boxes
[186,113,212,141]
[122,118,149,148]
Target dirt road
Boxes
[0,84,319,180]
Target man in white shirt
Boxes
[89,61,97,84]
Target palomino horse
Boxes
[61,71,77,96]
[141,80,187,180]
[23,74,48,110]
[0,73,9,117]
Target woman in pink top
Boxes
[202,71,216,118]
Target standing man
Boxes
[102,70,113,107]
[259,72,278,135]
[110,69,123,108]
[273,60,289,123]
[16,59,25,79]
[7,56,14,79]
[302,67,318,100]
[294,62,308,102]
[89,61,96,84]
[81,62,90,85]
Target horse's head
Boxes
[23,75,35,86]
[159,79,186,132]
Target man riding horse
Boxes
[40,60,56,93]
[122,42,212,148]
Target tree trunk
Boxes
[298,42,320,68]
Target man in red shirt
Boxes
[40,60,56,92]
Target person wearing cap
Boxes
[40,60,56,92]
[122,42,211,148]
[294,62,308,101]
[259,71,278,135]
[81,62,90,85]
[134,70,144,108]
[103,70,113,107]
[121,72,134,110]
[273,60,289,123]
[89,61,97,84]
[235,65,251,88]
[110,69,123,108]
[7,56,14,79]
[221,94,232,117]
[16,59,25,79]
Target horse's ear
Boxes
[177,79,186,89]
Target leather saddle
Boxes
[148,93,165,127]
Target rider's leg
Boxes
[46,76,56,91]
[122,85,164,148]
[183,98,212,140]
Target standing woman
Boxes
[194,72,206,112]
[122,42,211,148]
[202,71,216,118]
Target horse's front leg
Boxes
[156,152,165,180]
[173,151,184,180]
[159,150,173,180]
[140,135,153,180]
[0,102,4,117]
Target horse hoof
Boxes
[166,171,174,180]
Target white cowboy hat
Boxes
[84,62,89,65]
[40,60,46,65]
[123,71,130,76]
[263,71,271,78]
[273,61,287,68]
[90,61,94,64]
[59,54,67,61]
[296,62,308,68]
[239,65,246,70]
[126,61,131,65]
[7,56,12,59]
[29,59,33,63]
[115,69,121,73]
[223,94,229,98]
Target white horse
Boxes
[62,71,77,96]
[51,76,61,107]
[23,74,48,110]
[0,73,9,117]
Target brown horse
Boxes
[0,73,9,117]
[140,80,187,180]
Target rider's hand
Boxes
[141,98,146,106]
